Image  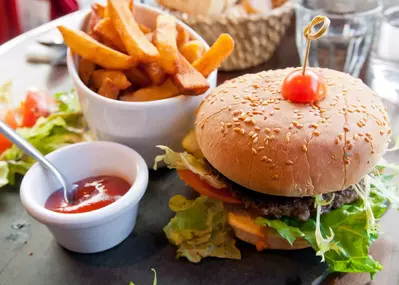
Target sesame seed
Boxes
[338,133,344,140]
[335,138,340,144]
[228,105,232,111]
[285,132,291,143]
[293,109,299,113]
[253,137,259,144]
[365,137,371,143]
[270,164,276,169]
[226,123,232,128]
[274,106,280,110]
[272,175,279,180]
[252,148,257,155]
[233,127,241,132]
[297,124,304,129]
[310,123,319,129]
[269,111,274,116]
[244,117,252,123]
[288,124,293,129]
[302,145,308,152]
[371,150,376,154]
[265,128,271,133]
[248,131,254,137]
[344,125,350,132]
[270,135,276,140]
[252,133,258,139]
[261,156,267,161]
[313,130,320,136]
[233,117,239,122]
[321,118,327,123]
[253,111,263,115]
[348,143,354,150]
[353,133,358,140]
[358,132,364,136]
[344,158,350,165]
[286,160,294,165]
[274,128,281,133]
[251,119,256,125]
[266,158,272,163]
[365,132,372,137]
[240,128,245,135]
[239,116,246,121]
[254,126,261,131]
[292,120,300,127]
[258,146,265,151]
[380,130,385,135]
[331,154,336,159]
[233,110,240,116]
[234,122,241,126]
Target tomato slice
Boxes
[22,90,52,127]
[177,169,241,204]
[0,109,19,153]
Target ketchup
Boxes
[45,175,131,214]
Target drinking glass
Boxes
[295,0,382,77]
[367,0,399,104]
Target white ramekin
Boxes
[20,141,148,253]
[66,4,217,167]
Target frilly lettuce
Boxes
[256,189,387,277]
[164,195,241,263]
[0,89,91,188]
[154,146,227,189]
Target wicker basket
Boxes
[168,1,294,71]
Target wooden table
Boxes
[0,11,398,285]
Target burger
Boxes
[154,68,398,276]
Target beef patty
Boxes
[230,183,359,221]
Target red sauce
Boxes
[45,175,131,214]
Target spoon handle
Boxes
[0,119,74,203]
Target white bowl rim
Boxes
[67,3,217,109]
[20,141,149,227]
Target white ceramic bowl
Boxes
[20,141,148,253]
[67,4,217,167]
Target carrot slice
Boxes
[177,169,241,204]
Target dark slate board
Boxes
[0,169,328,285]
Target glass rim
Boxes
[295,1,383,19]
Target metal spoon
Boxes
[0,120,77,204]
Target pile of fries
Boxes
[58,0,234,101]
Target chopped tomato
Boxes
[22,90,52,127]
[0,109,19,153]
[177,169,241,204]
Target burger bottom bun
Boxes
[226,205,310,250]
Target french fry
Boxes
[78,58,96,85]
[193,34,234,78]
[120,79,180,102]
[91,3,105,18]
[93,18,126,52]
[176,25,190,49]
[138,24,151,34]
[124,67,151,87]
[87,11,101,41]
[172,53,209,95]
[154,15,179,74]
[180,40,206,63]
[98,78,119,100]
[145,32,153,42]
[142,62,166,85]
[108,0,159,62]
[58,26,136,70]
[91,70,131,90]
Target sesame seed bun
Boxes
[195,68,391,197]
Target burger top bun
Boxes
[195,68,391,197]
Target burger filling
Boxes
[230,182,359,221]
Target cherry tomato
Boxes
[282,69,327,103]
[0,109,19,153]
[22,90,52,127]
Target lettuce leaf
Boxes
[154,146,227,189]
[256,190,387,277]
[0,90,90,188]
[164,195,241,263]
